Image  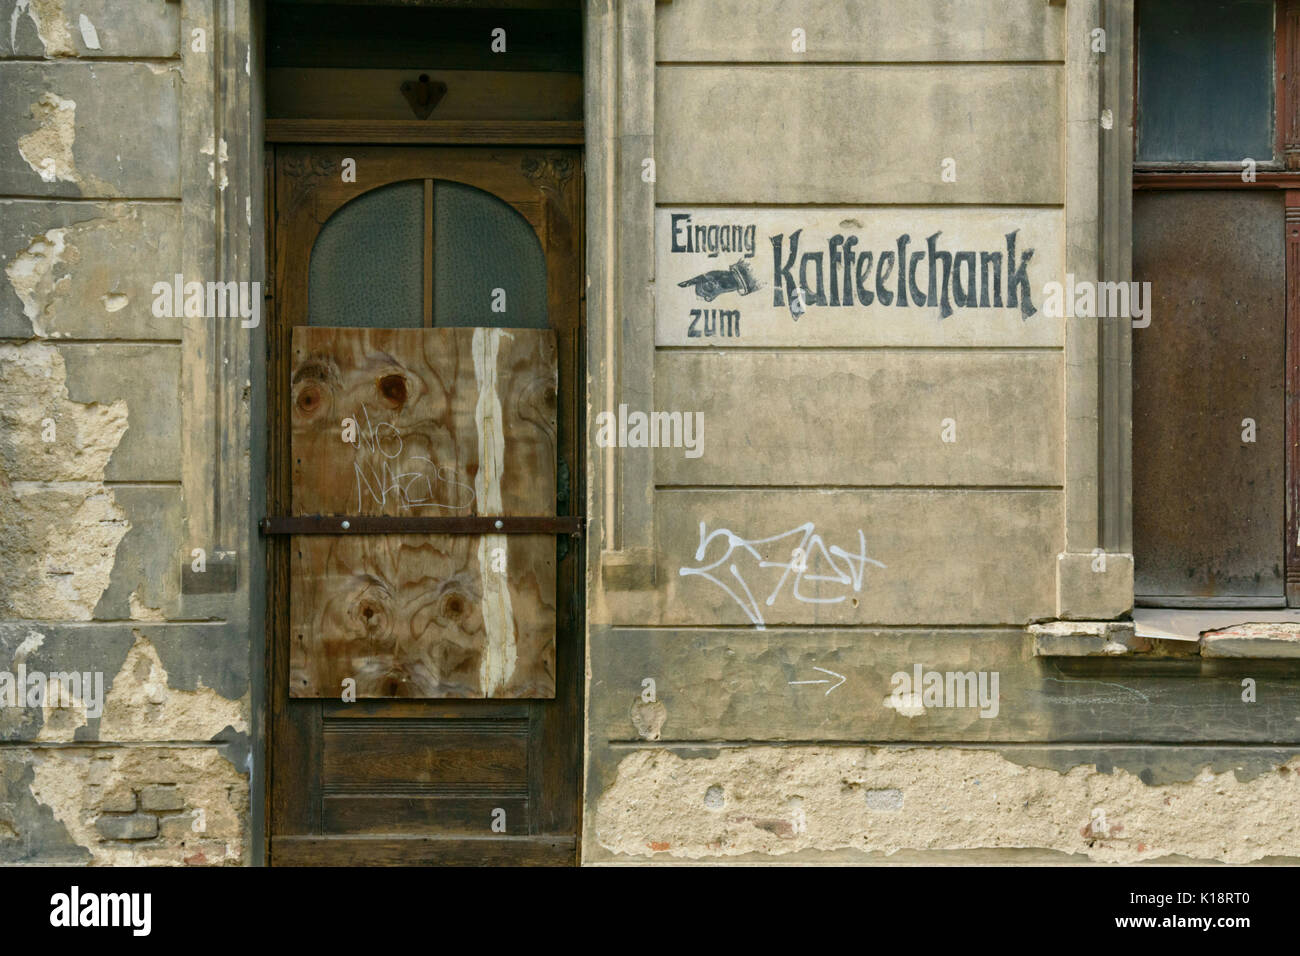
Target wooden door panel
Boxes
[290,533,557,697]
[272,835,576,867]
[288,326,558,698]
[290,327,557,518]
[322,796,531,836]
[322,720,529,786]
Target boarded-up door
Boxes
[267,147,583,865]
[289,327,559,699]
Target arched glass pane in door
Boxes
[307,178,548,329]
[308,180,424,328]
[432,181,548,329]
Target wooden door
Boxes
[266,146,583,865]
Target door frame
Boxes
[261,139,586,865]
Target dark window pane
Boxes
[1137,0,1274,163]
[433,180,548,329]
[308,180,424,328]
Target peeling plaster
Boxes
[0,751,88,864]
[99,292,128,313]
[12,629,42,663]
[77,14,98,51]
[5,228,68,336]
[35,666,93,743]
[4,207,166,338]
[200,135,228,191]
[0,626,111,745]
[0,343,128,619]
[97,631,247,741]
[128,590,163,622]
[0,342,126,480]
[0,0,249,868]
[17,93,78,185]
[5,482,127,619]
[594,747,1300,863]
[10,0,75,57]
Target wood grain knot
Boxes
[441,592,467,619]
[349,596,390,637]
[296,383,324,416]
[378,373,408,407]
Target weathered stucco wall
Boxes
[0,0,1291,869]
[582,0,1300,865]
[593,746,1300,864]
[0,0,254,865]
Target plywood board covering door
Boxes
[289,326,558,698]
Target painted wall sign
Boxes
[656,208,1064,347]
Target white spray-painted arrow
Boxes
[788,666,846,696]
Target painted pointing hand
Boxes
[678,269,742,302]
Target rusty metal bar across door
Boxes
[260,515,584,535]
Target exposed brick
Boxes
[158,813,196,841]
[95,813,158,841]
[99,788,137,813]
[139,785,185,812]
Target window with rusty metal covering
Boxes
[1133,0,1300,607]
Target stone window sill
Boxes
[1031,610,1300,660]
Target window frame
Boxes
[1132,0,1300,607]
[1134,0,1282,171]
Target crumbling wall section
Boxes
[0,0,251,865]
[593,746,1300,864]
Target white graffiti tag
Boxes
[351,404,476,513]
[679,521,885,629]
